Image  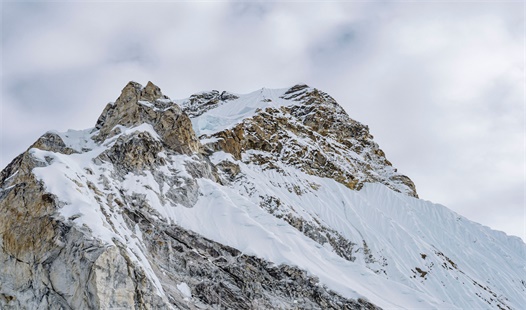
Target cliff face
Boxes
[0,82,524,310]
[192,84,417,197]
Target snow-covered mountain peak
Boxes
[0,81,524,309]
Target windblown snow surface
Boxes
[28,87,526,309]
[178,87,291,136]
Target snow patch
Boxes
[176,282,192,299]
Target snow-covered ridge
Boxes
[178,86,296,137]
[178,83,343,138]
[0,81,524,309]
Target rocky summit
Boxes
[0,81,524,309]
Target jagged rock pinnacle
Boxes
[141,81,165,102]
[117,81,142,105]
[94,81,201,155]
[115,81,167,106]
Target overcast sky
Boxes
[1,1,524,241]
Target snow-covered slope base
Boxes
[1,81,524,309]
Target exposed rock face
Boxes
[125,209,379,310]
[97,131,166,172]
[198,84,418,197]
[0,143,166,309]
[180,90,239,118]
[1,81,523,310]
[30,132,77,155]
[95,81,201,155]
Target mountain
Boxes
[0,81,524,309]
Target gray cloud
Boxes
[1,2,524,240]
